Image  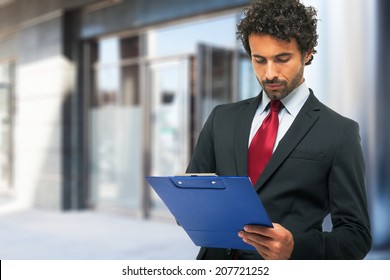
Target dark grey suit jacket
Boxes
[186,90,372,260]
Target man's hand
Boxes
[238,223,294,260]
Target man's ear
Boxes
[304,49,314,64]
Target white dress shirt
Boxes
[248,82,311,151]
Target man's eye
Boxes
[254,59,266,64]
[275,57,290,63]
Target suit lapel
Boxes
[234,94,262,176]
[254,91,322,192]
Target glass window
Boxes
[88,12,260,216]
[120,37,139,59]
[92,37,140,108]
[147,14,237,57]
[98,37,120,64]
[239,53,260,100]
[89,36,142,211]
[95,66,121,107]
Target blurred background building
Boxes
[0,0,389,255]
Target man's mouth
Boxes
[265,84,283,91]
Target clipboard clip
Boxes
[171,176,226,189]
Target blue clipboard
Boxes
[145,175,273,250]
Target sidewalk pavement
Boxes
[0,208,199,260]
[0,206,389,260]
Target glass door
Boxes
[148,59,190,215]
[89,36,143,211]
[195,44,259,136]
[196,44,235,129]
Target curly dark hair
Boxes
[237,0,319,65]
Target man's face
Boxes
[248,33,312,100]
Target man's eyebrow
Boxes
[275,52,293,57]
[252,54,265,58]
[252,52,293,59]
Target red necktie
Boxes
[248,100,281,185]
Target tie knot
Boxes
[270,100,282,112]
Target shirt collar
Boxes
[260,81,310,117]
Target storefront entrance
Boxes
[87,12,258,217]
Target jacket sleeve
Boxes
[291,121,372,259]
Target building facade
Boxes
[0,0,389,250]
[0,0,256,215]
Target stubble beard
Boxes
[260,64,305,101]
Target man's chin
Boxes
[264,89,286,100]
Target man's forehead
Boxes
[248,33,300,55]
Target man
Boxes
[186,0,371,260]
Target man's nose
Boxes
[265,62,278,81]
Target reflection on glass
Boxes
[197,44,234,126]
[120,37,139,59]
[89,12,262,215]
[149,60,189,212]
[90,36,142,210]
[239,54,259,100]
[147,14,237,57]
[150,60,189,177]
[96,66,120,106]
[122,65,140,105]
[98,37,120,64]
